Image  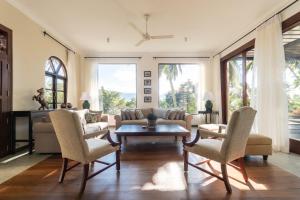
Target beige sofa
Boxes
[33,109,109,153]
[114,108,193,131]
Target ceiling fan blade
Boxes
[150,35,174,39]
[135,39,146,46]
[129,22,145,37]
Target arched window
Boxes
[44,56,67,109]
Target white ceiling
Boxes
[7,0,294,55]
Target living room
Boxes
[0,0,300,199]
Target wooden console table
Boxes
[11,110,53,154]
[198,110,219,124]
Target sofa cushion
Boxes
[122,119,148,125]
[153,108,167,118]
[121,110,127,120]
[156,118,186,127]
[141,108,153,118]
[85,122,108,134]
[129,110,137,120]
[168,110,178,120]
[85,112,102,123]
[135,109,144,119]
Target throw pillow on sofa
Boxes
[168,110,178,120]
[135,109,144,119]
[85,111,102,123]
[153,108,167,118]
[129,110,137,120]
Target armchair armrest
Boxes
[100,114,108,122]
[184,114,193,131]
[83,129,109,139]
[183,129,200,147]
[106,130,120,147]
[114,115,122,129]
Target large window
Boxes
[44,56,67,109]
[283,24,300,140]
[98,64,136,114]
[158,63,201,114]
[221,47,254,121]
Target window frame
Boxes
[158,62,201,114]
[45,56,68,109]
[220,12,300,123]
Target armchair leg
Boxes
[184,150,188,171]
[80,164,89,193]
[263,155,268,160]
[59,158,68,183]
[221,164,232,193]
[237,157,248,182]
[116,150,120,171]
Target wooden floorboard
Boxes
[1,137,300,200]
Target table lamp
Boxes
[203,91,214,113]
[80,92,91,109]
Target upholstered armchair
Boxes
[183,107,256,193]
[49,110,121,193]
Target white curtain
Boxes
[211,55,222,123]
[251,15,289,152]
[83,59,100,110]
[66,51,78,107]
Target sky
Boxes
[98,64,137,93]
[97,64,203,97]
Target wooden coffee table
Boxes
[115,124,190,148]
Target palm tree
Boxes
[159,64,182,107]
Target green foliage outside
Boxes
[286,58,300,115]
[159,64,198,114]
[227,56,300,116]
[100,86,136,115]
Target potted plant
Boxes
[147,113,157,128]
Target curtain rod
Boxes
[213,0,299,57]
[84,56,142,59]
[43,31,76,54]
[153,56,210,59]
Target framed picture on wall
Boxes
[144,79,151,86]
[144,71,151,77]
[144,96,152,103]
[144,88,151,94]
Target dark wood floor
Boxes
[1,137,300,200]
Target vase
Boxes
[148,119,156,128]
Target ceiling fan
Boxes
[130,14,174,46]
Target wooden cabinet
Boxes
[0,24,12,158]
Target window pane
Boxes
[51,57,60,72]
[58,67,66,77]
[246,49,254,106]
[284,25,300,140]
[56,79,64,91]
[57,91,65,103]
[45,76,53,90]
[227,55,243,119]
[159,64,201,114]
[45,90,53,104]
[48,103,53,109]
[45,60,54,73]
[98,64,137,114]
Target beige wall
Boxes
[0,1,81,110]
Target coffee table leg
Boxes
[117,135,122,144]
[182,136,187,151]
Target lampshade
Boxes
[203,91,214,101]
[80,92,91,101]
